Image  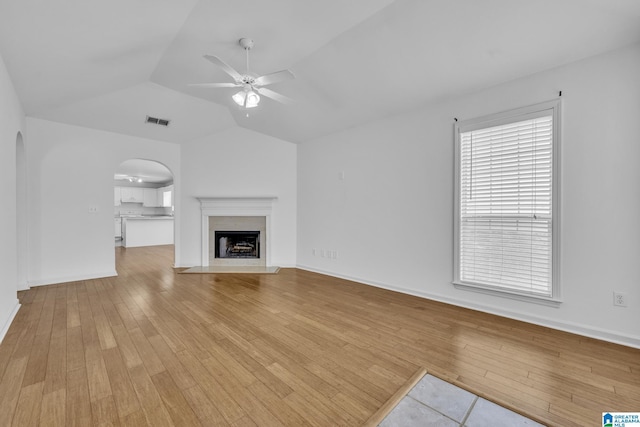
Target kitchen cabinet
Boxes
[143,188,161,207]
[120,187,144,203]
[114,218,122,238]
[122,217,173,247]
[114,187,121,206]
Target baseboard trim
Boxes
[296,264,640,350]
[28,270,118,287]
[0,300,21,344]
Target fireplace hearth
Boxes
[215,231,260,259]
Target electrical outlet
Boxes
[613,292,627,307]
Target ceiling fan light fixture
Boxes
[232,91,245,106]
[233,89,260,109]
[245,90,260,108]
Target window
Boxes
[453,100,560,302]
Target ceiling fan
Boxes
[190,38,295,109]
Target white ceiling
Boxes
[115,159,173,185]
[2,0,640,144]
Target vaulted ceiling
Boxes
[2,0,640,144]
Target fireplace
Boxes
[215,231,260,259]
[198,197,276,267]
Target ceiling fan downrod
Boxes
[239,38,254,74]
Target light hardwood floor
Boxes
[1,245,638,426]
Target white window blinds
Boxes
[457,108,555,297]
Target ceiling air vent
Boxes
[145,116,170,127]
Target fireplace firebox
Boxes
[215,231,260,259]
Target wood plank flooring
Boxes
[1,245,638,426]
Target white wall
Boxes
[180,126,297,267]
[297,43,640,348]
[0,53,25,340]
[26,118,181,285]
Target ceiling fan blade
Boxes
[203,55,243,82]
[254,69,295,87]
[188,82,240,88]
[257,87,295,105]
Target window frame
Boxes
[453,99,561,305]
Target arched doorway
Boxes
[16,132,28,290]
[114,159,175,265]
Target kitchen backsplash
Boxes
[115,204,172,217]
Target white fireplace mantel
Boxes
[197,196,277,266]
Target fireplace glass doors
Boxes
[214,231,260,259]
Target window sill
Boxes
[453,281,562,307]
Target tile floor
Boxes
[379,374,545,427]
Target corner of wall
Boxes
[0,300,21,344]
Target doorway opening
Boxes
[114,159,175,268]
